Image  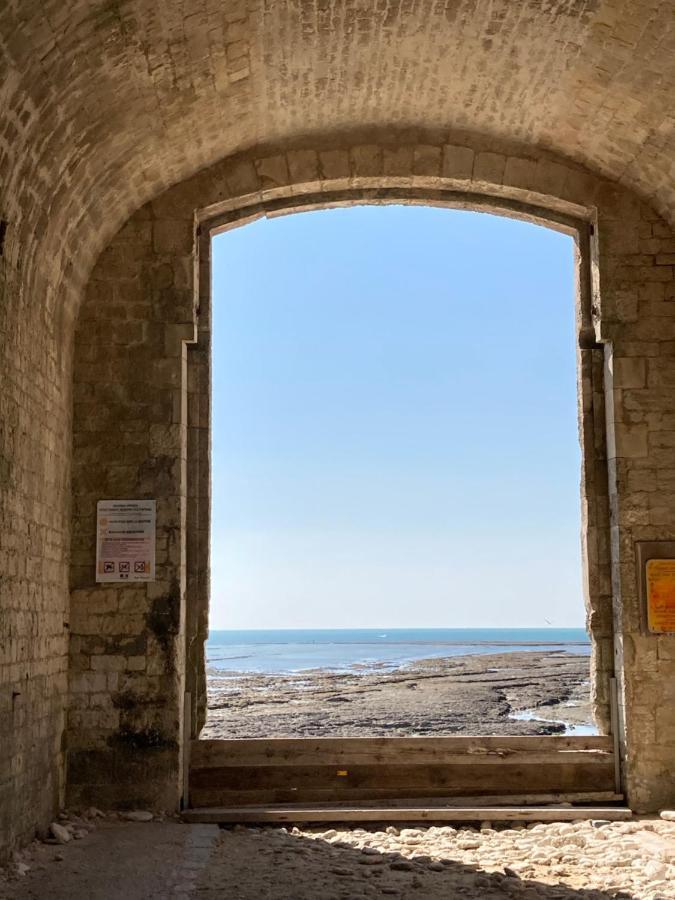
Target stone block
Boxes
[225,159,259,198]
[472,152,505,185]
[613,423,648,458]
[503,156,537,191]
[127,656,146,672]
[626,468,656,492]
[153,220,193,255]
[254,154,289,196]
[657,637,675,661]
[319,149,350,184]
[350,144,382,181]
[286,149,321,192]
[639,265,673,283]
[412,144,441,178]
[442,144,474,181]
[383,145,414,178]
[613,357,646,388]
[91,655,127,672]
[533,160,569,197]
[648,358,675,386]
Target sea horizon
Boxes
[208,625,586,631]
[206,626,590,675]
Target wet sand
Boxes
[203,650,594,739]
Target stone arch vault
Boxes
[1,0,674,858]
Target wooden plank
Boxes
[190,761,614,792]
[191,743,611,769]
[188,774,616,808]
[189,736,615,810]
[239,791,624,808]
[188,789,616,807]
[192,735,612,768]
[191,791,624,809]
[186,791,624,810]
[194,736,613,752]
[182,805,632,824]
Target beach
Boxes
[203,650,594,739]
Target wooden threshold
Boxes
[199,791,624,808]
[182,804,631,824]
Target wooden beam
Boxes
[182,805,632,824]
[201,791,624,808]
[191,745,611,769]
[191,735,612,769]
[188,761,615,807]
[189,736,616,809]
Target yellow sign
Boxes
[646,559,675,633]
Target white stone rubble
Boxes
[231,818,675,899]
[121,810,154,822]
[49,823,71,845]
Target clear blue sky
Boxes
[210,205,583,629]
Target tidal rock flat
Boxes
[203,650,593,739]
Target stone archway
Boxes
[3,0,675,860]
[66,133,674,815]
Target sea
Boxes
[206,627,590,675]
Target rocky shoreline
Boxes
[203,650,594,739]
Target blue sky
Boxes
[210,205,583,629]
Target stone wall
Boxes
[68,210,196,810]
[0,238,74,855]
[598,199,675,809]
[67,133,675,813]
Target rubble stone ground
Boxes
[2,813,674,900]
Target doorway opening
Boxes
[203,204,598,743]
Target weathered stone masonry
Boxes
[0,225,75,857]
[68,210,195,810]
[2,0,675,862]
[64,134,675,818]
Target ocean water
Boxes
[206,627,590,675]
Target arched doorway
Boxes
[183,189,618,817]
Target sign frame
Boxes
[636,541,675,635]
[96,499,156,583]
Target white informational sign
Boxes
[96,500,156,582]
